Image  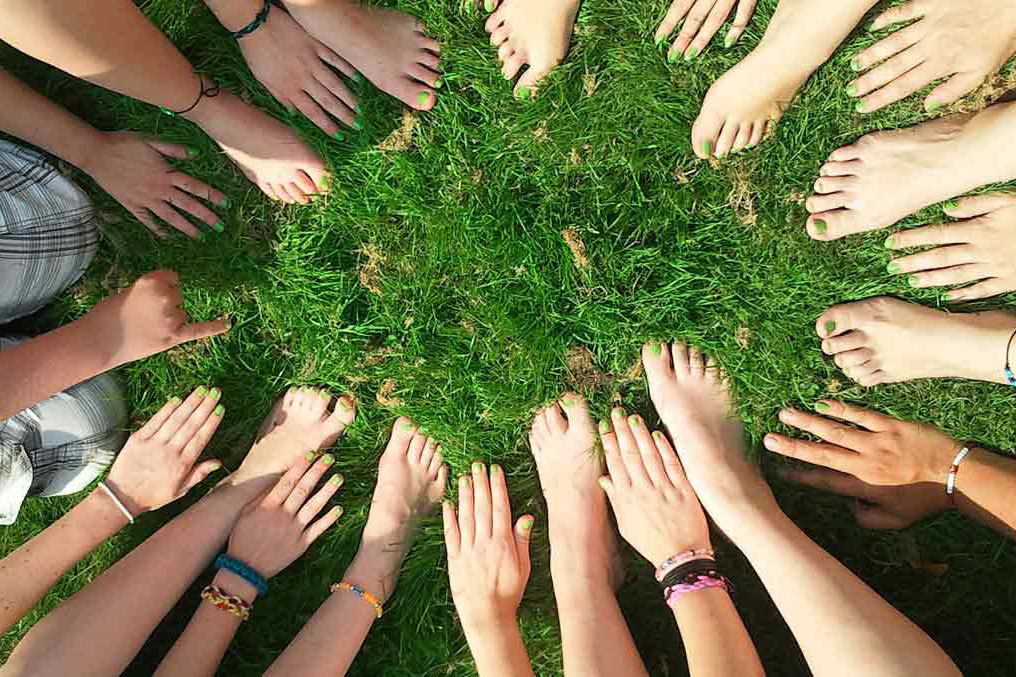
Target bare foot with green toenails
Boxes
[484,0,579,99]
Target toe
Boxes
[828,142,864,162]
[393,416,418,442]
[294,171,318,198]
[429,447,444,479]
[821,330,868,355]
[408,431,428,462]
[410,63,442,88]
[420,436,437,467]
[485,7,506,33]
[497,43,513,61]
[807,209,860,241]
[834,348,875,369]
[806,191,849,214]
[409,85,436,111]
[671,341,691,375]
[819,160,861,177]
[816,299,885,340]
[714,122,739,158]
[432,464,449,499]
[688,346,705,376]
[503,54,526,82]
[490,25,510,46]
[326,395,356,430]
[691,110,723,159]
[544,402,568,434]
[732,125,751,153]
[642,341,674,382]
[813,176,854,196]
[747,121,765,149]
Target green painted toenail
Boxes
[491,464,502,474]
[209,387,221,401]
[651,343,662,356]
[401,422,415,431]
[305,450,317,461]
[612,409,624,420]
[334,130,345,141]
[702,140,713,157]
[887,262,900,274]
[354,118,364,130]
[520,515,534,530]
[472,461,484,473]
[435,78,444,89]
[196,386,207,397]
[169,396,183,406]
[598,419,611,434]
[331,474,343,486]
[814,219,827,234]
[684,46,699,61]
[850,56,862,72]
[855,100,866,113]
[824,320,836,336]
[815,401,831,412]
[221,197,230,208]
[197,231,207,241]
[724,31,736,49]
[517,86,531,100]
[214,404,224,417]
[667,50,679,64]
[943,200,958,212]
[485,0,494,10]
[627,415,639,427]
[418,91,430,106]
[213,221,224,233]
[353,72,363,83]
[561,399,574,408]
[909,275,919,287]
[186,146,200,158]
[845,83,857,97]
[926,99,941,113]
[884,235,894,249]
[655,34,666,46]
[322,453,335,466]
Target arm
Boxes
[0,270,228,420]
[156,458,342,677]
[951,449,1016,538]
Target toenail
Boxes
[627,415,639,427]
[337,399,350,410]
[401,422,415,431]
[683,46,698,61]
[417,91,431,107]
[908,275,919,287]
[435,78,444,89]
[322,454,335,466]
[331,474,343,486]
[354,118,364,130]
[855,100,866,113]
[597,477,611,490]
[517,86,531,100]
[850,57,862,72]
[884,235,894,249]
[650,343,662,356]
[305,450,317,461]
[814,401,831,412]
[169,396,182,406]
[352,72,363,83]
[213,221,224,233]
[824,320,836,336]
[186,146,200,158]
[491,464,502,475]
[612,409,624,420]
[485,0,493,10]
[334,130,345,141]
[214,404,224,417]
[813,219,827,234]
[196,386,208,397]
[209,387,221,400]
[598,419,612,434]
[724,31,736,49]
[943,200,958,212]
[845,83,857,97]
[926,99,941,113]
[561,399,574,408]
[667,50,679,64]
[702,140,713,157]
[886,262,900,274]
[519,515,534,530]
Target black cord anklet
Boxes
[159,75,221,117]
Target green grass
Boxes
[3,0,1016,674]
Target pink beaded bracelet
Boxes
[655,548,715,582]
[664,575,729,608]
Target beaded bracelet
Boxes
[331,581,383,618]
[215,554,268,597]
[1004,327,1016,386]
[655,548,715,582]
[946,446,973,502]
[230,0,271,40]
[201,584,252,621]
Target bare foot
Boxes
[284,0,442,111]
[348,418,448,602]
[642,341,776,536]
[817,297,1016,386]
[807,101,1016,240]
[529,394,623,586]
[485,0,579,98]
[233,386,356,484]
[185,89,329,205]
[692,0,874,158]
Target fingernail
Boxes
[612,408,625,420]
[815,401,831,412]
[684,46,698,61]
[220,197,231,208]
[850,56,862,71]
[417,91,430,107]
[884,235,894,249]
[627,414,639,427]
[169,396,182,406]
[209,387,221,401]
[764,434,780,450]
[668,50,679,64]
[213,221,224,233]
[334,130,345,141]
[435,78,444,89]
[459,475,471,487]
[597,476,611,490]
[652,430,664,442]
[484,0,493,10]
[330,474,344,486]
[520,515,534,530]
[909,275,919,287]
[887,262,900,274]
[845,83,857,97]
[305,450,317,461]
[855,100,866,113]
[472,461,484,473]
[724,31,736,49]
[561,398,574,408]
[491,464,502,475]
[331,505,344,517]
[354,118,364,131]
[926,99,941,113]
[598,419,612,434]
[517,86,531,100]
[813,219,827,234]
[322,453,335,466]
[209,461,222,471]
[650,343,662,356]
[186,146,200,158]
[702,140,713,157]
[196,386,208,397]
[943,201,958,212]
[214,404,225,417]
[824,320,836,336]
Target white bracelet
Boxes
[98,481,135,524]
[945,447,972,497]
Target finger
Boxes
[598,417,630,486]
[154,386,209,442]
[945,279,1008,303]
[168,188,221,231]
[810,400,895,433]
[850,46,924,99]
[180,458,224,494]
[136,395,185,440]
[443,499,461,557]
[149,201,202,239]
[763,433,859,475]
[687,0,734,57]
[132,208,167,238]
[870,1,922,31]
[283,454,334,515]
[888,223,971,250]
[777,407,870,451]
[627,414,669,486]
[316,42,356,79]
[656,0,694,42]
[652,430,690,488]
[172,319,231,346]
[303,504,344,545]
[471,462,493,542]
[851,501,909,530]
[613,408,651,484]
[947,193,1016,219]
[179,398,225,464]
[296,471,343,526]
[925,71,985,111]
[489,464,512,542]
[171,173,227,209]
[168,386,220,453]
[723,0,757,47]
[910,264,987,289]
[857,61,938,114]
[514,514,534,576]
[782,467,872,500]
[853,22,923,73]
[145,139,191,160]
[671,0,716,57]
[262,455,316,508]
[889,244,975,275]
[457,473,475,546]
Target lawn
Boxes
[3,0,1016,674]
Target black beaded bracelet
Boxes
[660,557,719,591]
[230,0,271,40]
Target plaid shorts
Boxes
[0,140,125,525]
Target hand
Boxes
[443,463,533,628]
[655,0,757,62]
[79,131,226,239]
[80,270,230,368]
[598,410,711,567]
[887,193,1016,302]
[238,8,360,137]
[764,401,960,528]
[849,0,1016,113]
[227,455,344,578]
[104,387,225,515]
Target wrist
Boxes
[85,486,132,532]
[205,0,265,32]
[98,477,146,519]
[66,128,109,176]
[919,440,965,486]
[459,607,519,639]
[212,568,260,604]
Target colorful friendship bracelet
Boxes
[665,575,731,609]
[655,548,715,582]
[331,581,383,618]
[946,446,973,500]
[97,481,135,525]
[201,584,252,621]
[215,554,268,597]
[230,0,272,40]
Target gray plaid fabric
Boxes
[0,139,99,324]
[0,140,124,525]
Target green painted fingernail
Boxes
[220,197,230,208]
[354,118,364,130]
[944,201,958,212]
[667,50,679,64]
[305,450,317,461]
[196,386,207,397]
[850,57,862,71]
[824,320,836,336]
[401,421,415,431]
[334,130,345,141]
[887,262,900,274]
[213,221,224,233]
[331,474,343,486]
[417,91,430,106]
[186,147,200,158]
[434,78,444,89]
[484,0,493,10]
[815,401,831,412]
[612,409,624,420]
[846,83,857,97]
[331,505,344,517]
[322,453,335,466]
[814,219,827,234]
[561,398,574,408]
[724,31,736,49]
[472,461,484,473]
[214,404,224,417]
[702,140,713,157]
[628,415,639,427]
[909,275,919,287]
[926,100,941,113]
[855,100,866,113]
[598,419,611,434]
[491,464,502,474]
[884,235,894,249]
[517,86,531,100]
[684,46,698,61]
[209,387,221,400]
[169,396,183,406]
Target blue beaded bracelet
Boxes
[215,554,268,597]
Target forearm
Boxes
[0,67,104,169]
[461,617,534,677]
[202,0,269,32]
[264,551,382,677]
[154,570,256,677]
[672,588,763,677]
[954,448,1016,539]
[735,509,959,676]
[2,474,269,677]
[0,489,126,634]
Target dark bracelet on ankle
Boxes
[1005,327,1016,386]
[159,74,221,117]
[230,0,272,40]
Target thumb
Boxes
[181,459,223,495]
[598,475,615,500]
[514,514,534,575]
[172,318,231,346]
